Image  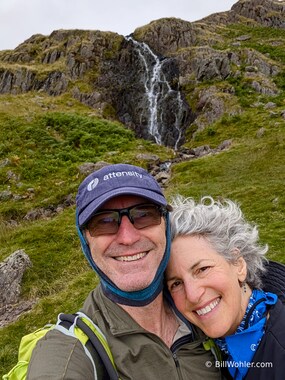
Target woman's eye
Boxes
[168,280,183,291]
[196,266,210,275]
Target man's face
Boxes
[85,195,166,292]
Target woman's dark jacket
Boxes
[245,298,285,379]
[244,260,285,379]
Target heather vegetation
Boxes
[1,21,285,379]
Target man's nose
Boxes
[115,215,141,244]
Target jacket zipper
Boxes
[171,334,193,379]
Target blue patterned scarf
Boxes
[215,289,277,379]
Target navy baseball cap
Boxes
[76,163,171,227]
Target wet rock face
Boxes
[99,37,194,149]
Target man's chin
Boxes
[117,280,152,293]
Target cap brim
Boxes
[78,187,169,227]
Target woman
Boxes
[166,196,285,380]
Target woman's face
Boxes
[166,235,250,338]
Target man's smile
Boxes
[115,252,148,262]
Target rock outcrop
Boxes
[231,0,285,28]
[0,249,32,308]
[0,249,33,326]
[200,0,285,29]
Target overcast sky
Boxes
[0,0,238,51]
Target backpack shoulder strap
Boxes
[3,313,120,380]
[56,312,120,380]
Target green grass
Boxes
[221,24,285,64]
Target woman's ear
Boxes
[236,257,247,282]
[232,248,247,282]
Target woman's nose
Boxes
[184,280,205,304]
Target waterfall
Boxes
[125,36,190,149]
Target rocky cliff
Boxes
[0,0,284,148]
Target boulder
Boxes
[0,249,32,313]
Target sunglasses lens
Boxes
[87,211,119,236]
[87,204,164,236]
[131,205,162,229]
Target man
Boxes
[27,163,221,379]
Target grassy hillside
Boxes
[1,26,285,378]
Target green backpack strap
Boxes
[58,312,120,380]
[203,338,222,363]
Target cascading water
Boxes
[125,37,162,145]
[125,36,191,150]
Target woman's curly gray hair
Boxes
[170,195,267,289]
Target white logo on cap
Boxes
[87,178,99,191]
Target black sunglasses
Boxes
[87,203,167,237]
